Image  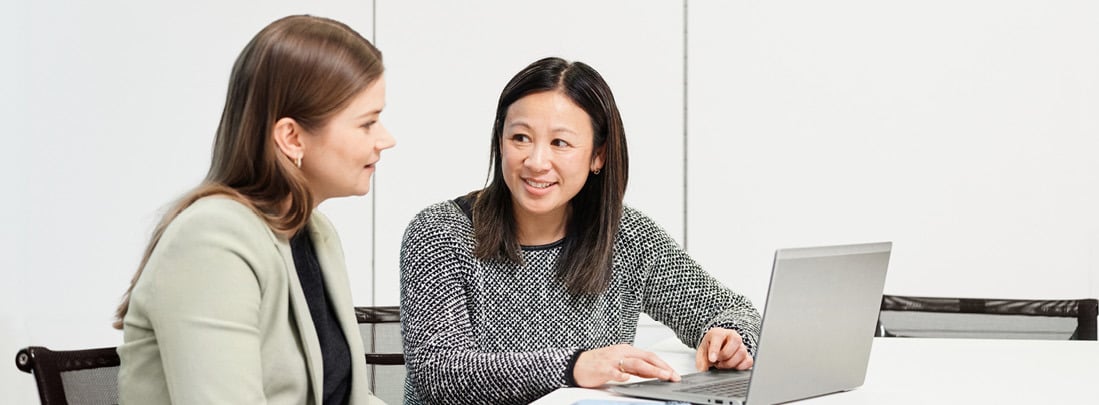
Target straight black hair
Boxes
[471,57,628,295]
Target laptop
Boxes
[611,242,892,405]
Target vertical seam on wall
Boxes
[682,0,690,251]
[370,0,378,307]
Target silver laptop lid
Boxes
[745,241,891,404]
[609,242,891,404]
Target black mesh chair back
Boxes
[876,295,1098,340]
[15,346,120,405]
[356,305,406,404]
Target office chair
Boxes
[15,345,120,405]
[356,305,406,404]
[876,295,1098,341]
[14,309,406,404]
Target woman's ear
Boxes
[272,117,303,166]
[591,145,607,173]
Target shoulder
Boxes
[401,199,475,260]
[137,196,280,305]
[401,200,475,275]
[418,199,468,221]
[615,205,681,251]
[175,196,269,231]
[404,199,470,236]
[160,196,275,250]
[307,209,339,243]
[618,205,667,235]
[176,196,266,228]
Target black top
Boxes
[291,229,351,405]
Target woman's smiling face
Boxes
[500,89,604,224]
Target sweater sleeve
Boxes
[626,208,763,356]
[398,204,575,405]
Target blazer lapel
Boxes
[308,214,372,403]
[277,233,326,404]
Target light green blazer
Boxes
[118,197,384,405]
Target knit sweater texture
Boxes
[399,199,762,404]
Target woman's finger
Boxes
[695,336,712,371]
[635,350,678,376]
[714,344,753,370]
[716,331,743,362]
[735,353,754,370]
[714,346,747,369]
[706,330,729,363]
[613,369,631,382]
[623,353,681,381]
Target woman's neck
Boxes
[514,206,568,246]
[273,195,324,239]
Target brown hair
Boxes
[471,57,629,295]
[113,15,383,329]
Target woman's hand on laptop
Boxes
[573,344,682,387]
[696,327,754,371]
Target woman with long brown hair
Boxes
[114,15,392,404]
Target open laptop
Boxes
[611,242,891,405]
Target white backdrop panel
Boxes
[3,2,373,403]
[372,0,685,305]
[687,0,1099,307]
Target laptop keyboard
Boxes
[674,378,750,397]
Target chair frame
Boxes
[15,345,121,405]
[355,305,405,365]
[878,295,1098,340]
[14,309,402,404]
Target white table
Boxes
[533,337,1099,404]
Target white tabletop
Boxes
[533,337,1099,404]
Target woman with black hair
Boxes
[399,57,760,404]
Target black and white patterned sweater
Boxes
[399,198,762,404]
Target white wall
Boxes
[5,1,1097,403]
[687,0,1099,307]
[2,0,32,402]
[2,1,374,403]
[371,0,685,306]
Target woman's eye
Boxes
[511,134,530,142]
[362,120,377,130]
[552,139,569,147]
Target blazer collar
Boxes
[279,213,368,404]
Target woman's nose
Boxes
[377,123,396,150]
[524,143,550,171]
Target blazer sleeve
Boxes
[137,199,275,404]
